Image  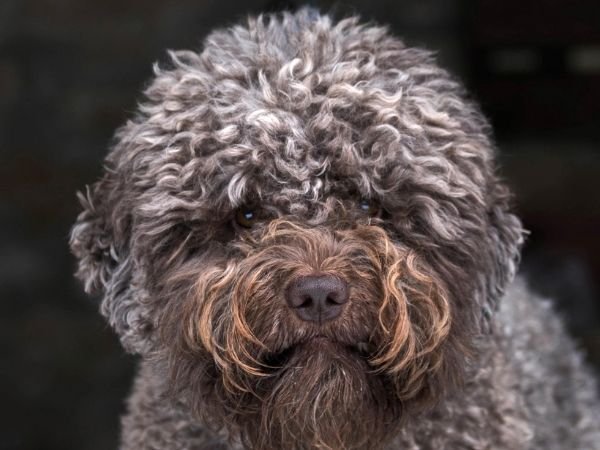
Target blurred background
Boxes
[1,0,599,448]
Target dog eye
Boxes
[235,207,259,228]
[359,199,380,217]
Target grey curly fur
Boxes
[70,8,600,449]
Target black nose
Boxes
[286,275,349,323]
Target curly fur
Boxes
[70,8,600,450]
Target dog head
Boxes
[71,9,523,449]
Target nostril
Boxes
[299,295,313,308]
[326,287,347,305]
[326,294,339,305]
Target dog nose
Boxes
[286,275,349,323]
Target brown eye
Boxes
[235,207,259,228]
[359,199,380,217]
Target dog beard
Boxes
[241,339,401,450]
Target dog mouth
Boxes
[262,335,372,369]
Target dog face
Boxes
[71,9,523,450]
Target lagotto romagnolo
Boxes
[70,8,600,450]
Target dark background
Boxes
[1,1,599,449]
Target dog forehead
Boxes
[187,107,396,209]
[127,11,492,216]
[164,80,420,198]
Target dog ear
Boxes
[478,177,525,325]
[70,168,150,353]
[70,174,120,295]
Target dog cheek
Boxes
[337,227,460,408]
[369,255,453,400]
[159,253,288,390]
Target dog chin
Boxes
[239,338,401,449]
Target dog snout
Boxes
[286,275,349,323]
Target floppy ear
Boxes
[478,176,525,325]
[70,169,152,354]
[70,174,119,295]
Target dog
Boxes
[70,8,600,449]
